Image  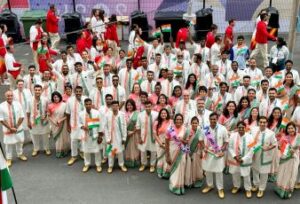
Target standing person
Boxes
[13,79,32,144]
[4,45,22,90]
[165,113,191,195]
[269,37,289,72]
[201,112,228,199]
[105,101,127,173]
[250,116,277,198]
[66,86,87,166]
[244,58,263,90]
[188,117,204,188]
[230,35,250,70]
[105,14,120,57]
[124,99,140,168]
[79,98,103,173]
[274,122,300,199]
[89,77,107,110]
[29,19,43,69]
[0,90,27,167]
[23,65,42,94]
[175,90,197,125]
[250,13,277,68]
[47,91,69,158]
[206,24,218,49]
[153,108,172,178]
[106,75,126,109]
[27,85,51,157]
[218,101,239,133]
[228,121,254,198]
[224,19,235,51]
[136,101,158,173]
[118,58,139,97]
[210,35,222,65]
[46,4,60,50]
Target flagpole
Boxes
[0,143,18,204]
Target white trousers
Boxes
[5,143,23,159]
[84,152,101,166]
[141,151,157,166]
[31,134,49,151]
[252,169,268,191]
[49,32,60,50]
[232,173,252,191]
[206,172,224,190]
[32,50,39,71]
[108,152,124,168]
[250,43,269,68]
[71,138,82,157]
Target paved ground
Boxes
[1,34,300,204]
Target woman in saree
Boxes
[267,107,285,182]
[244,107,260,131]
[218,101,239,134]
[124,99,140,168]
[165,113,191,195]
[274,122,300,199]
[188,116,204,188]
[128,83,142,111]
[169,85,182,109]
[153,94,172,116]
[237,96,251,121]
[153,108,172,178]
[62,83,73,103]
[47,91,70,158]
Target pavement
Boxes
[1,34,300,204]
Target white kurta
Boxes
[23,74,42,93]
[136,110,158,152]
[13,88,32,130]
[89,87,107,110]
[175,99,197,125]
[105,111,127,154]
[196,109,212,128]
[70,70,94,96]
[0,101,25,144]
[187,62,210,83]
[66,96,87,140]
[228,132,254,176]
[79,109,103,153]
[140,80,156,95]
[161,79,180,98]
[27,96,50,135]
[118,68,139,97]
[250,127,277,174]
[106,85,126,103]
[215,59,232,78]
[51,70,72,94]
[201,124,229,173]
[67,53,83,74]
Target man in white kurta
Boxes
[140,71,156,95]
[196,98,211,128]
[136,101,158,172]
[106,75,126,110]
[175,91,197,125]
[259,88,280,117]
[228,122,254,198]
[23,65,42,94]
[13,79,32,143]
[160,70,180,98]
[66,86,87,165]
[89,77,107,110]
[27,85,51,156]
[105,101,127,173]
[118,59,139,98]
[201,113,228,199]
[79,98,103,173]
[250,116,277,198]
[0,91,27,167]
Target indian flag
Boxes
[161,24,171,33]
[0,150,13,204]
[213,96,222,110]
[34,116,41,125]
[275,81,284,93]
[252,145,262,154]
[174,65,183,76]
[273,71,283,79]
[151,28,161,37]
[280,140,291,158]
[87,118,100,129]
[280,98,289,110]
[280,117,289,129]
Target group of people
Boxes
[0,4,300,200]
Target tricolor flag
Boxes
[0,151,13,204]
[161,24,171,33]
[273,71,283,79]
[280,117,289,129]
[87,118,100,129]
[174,65,183,76]
[280,98,289,110]
[252,145,262,154]
[213,95,223,110]
[274,81,285,93]
[280,140,291,158]
[151,28,161,37]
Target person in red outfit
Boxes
[76,32,88,55]
[37,33,58,73]
[250,13,277,68]
[4,46,22,89]
[82,22,93,51]
[30,19,43,70]
[105,14,120,57]
[224,19,235,51]
[0,27,7,82]
[206,24,218,48]
[46,4,60,50]
[175,27,189,48]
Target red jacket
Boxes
[76,38,87,54]
[175,28,189,48]
[46,10,59,33]
[0,38,6,57]
[83,30,93,49]
[206,31,215,48]
[255,21,276,44]
[224,25,233,50]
